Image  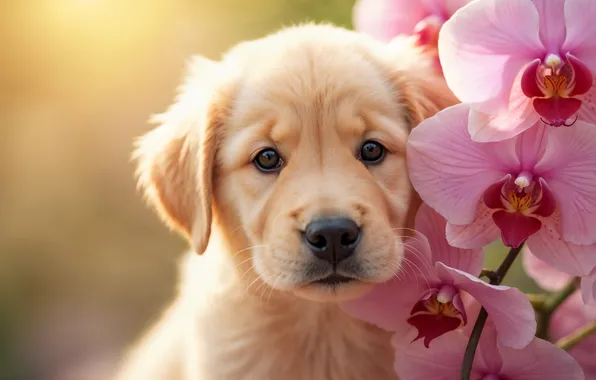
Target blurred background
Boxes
[0,1,537,379]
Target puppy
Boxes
[116,23,455,380]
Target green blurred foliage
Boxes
[1,1,541,379]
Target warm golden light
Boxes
[1,2,358,380]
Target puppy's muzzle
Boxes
[302,217,361,265]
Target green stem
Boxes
[535,279,578,340]
[556,322,596,351]
[460,243,525,380]
[526,293,547,311]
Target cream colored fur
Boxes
[115,24,455,380]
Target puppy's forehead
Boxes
[225,35,407,138]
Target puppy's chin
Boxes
[292,281,375,303]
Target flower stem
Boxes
[535,279,578,340]
[526,293,547,310]
[556,322,596,351]
[479,269,498,283]
[460,243,525,380]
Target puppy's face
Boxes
[136,25,454,303]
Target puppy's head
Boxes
[135,24,456,302]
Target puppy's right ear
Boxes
[134,57,227,254]
[385,34,458,128]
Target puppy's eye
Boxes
[254,148,283,172]
[359,140,385,164]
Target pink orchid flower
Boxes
[439,0,596,142]
[394,321,585,380]
[341,203,535,349]
[551,291,596,380]
[353,0,470,70]
[523,247,596,306]
[407,103,596,277]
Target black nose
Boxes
[303,217,361,264]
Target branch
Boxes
[535,279,579,339]
[460,243,525,380]
[556,322,596,351]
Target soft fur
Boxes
[116,24,456,380]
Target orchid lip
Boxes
[483,175,556,247]
[520,54,594,127]
[407,286,466,347]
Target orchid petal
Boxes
[402,230,437,281]
[438,0,544,113]
[468,85,540,142]
[527,214,596,276]
[415,203,483,275]
[531,0,566,54]
[460,297,483,337]
[499,338,585,380]
[534,178,557,217]
[353,0,427,42]
[393,332,468,380]
[577,80,596,125]
[469,64,542,143]
[483,175,510,209]
[407,104,513,225]
[522,247,573,292]
[582,269,596,305]
[446,202,500,249]
[550,292,595,340]
[521,59,544,98]
[340,274,419,333]
[550,291,596,377]
[567,54,594,97]
[516,122,548,170]
[492,211,542,248]
[535,120,596,245]
[442,0,473,16]
[436,263,536,349]
[563,0,596,72]
[472,322,504,374]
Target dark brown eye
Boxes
[359,140,385,164]
[254,148,282,172]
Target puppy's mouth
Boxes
[295,272,372,302]
[312,274,355,286]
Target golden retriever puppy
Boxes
[116,23,455,380]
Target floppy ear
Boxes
[134,56,227,254]
[386,34,459,128]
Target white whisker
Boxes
[232,244,269,258]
